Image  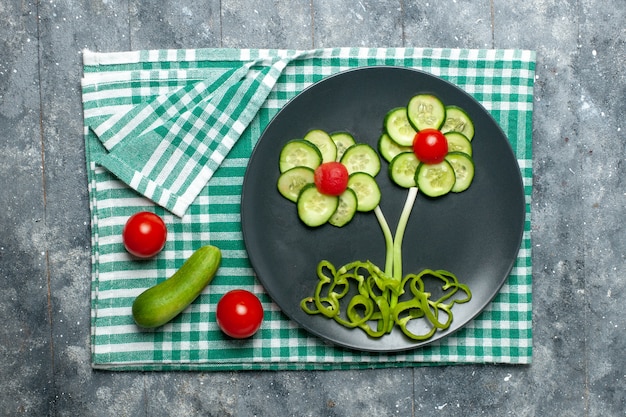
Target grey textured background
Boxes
[1,1,625,416]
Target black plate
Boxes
[241,66,525,352]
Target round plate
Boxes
[241,66,525,352]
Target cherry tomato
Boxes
[216,289,264,339]
[122,211,167,258]
[314,161,349,196]
[412,128,448,164]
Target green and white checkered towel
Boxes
[82,47,535,370]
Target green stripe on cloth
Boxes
[82,47,535,370]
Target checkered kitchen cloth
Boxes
[82,48,535,370]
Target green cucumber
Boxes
[304,129,337,163]
[378,132,412,163]
[132,245,222,328]
[441,106,475,140]
[297,184,339,227]
[444,132,473,156]
[330,131,356,161]
[340,143,381,176]
[329,188,358,227]
[389,152,419,188]
[415,160,456,197]
[279,139,322,173]
[445,151,475,192]
[383,107,417,146]
[347,172,381,212]
[277,166,315,202]
[407,94,446,131]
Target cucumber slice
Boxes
[279,139,323,173]
[347,172,381,212]
[277,166,315,202]
[407,94,446,131]
[389,152,419,188]
[297,184,339,227]
[330,131,356,161]
[304,129,337,163]
[445,152,475,193]
[441,106,474,140]
[378,132,412,163]
[340,143,381,177]
[444,132,473,156]
[329,188,358,227]
[383,107,417,147]
[415,160,456,197]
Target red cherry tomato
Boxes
[314,161,349,196]
[216,290,264,339]
[413,129,448,164]
[122,211,167,258]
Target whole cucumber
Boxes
[132,245,222,328]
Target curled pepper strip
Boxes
[393,269,471,340]
[301,260,369,328]
[300,260,391,336]
[301,261,472,341]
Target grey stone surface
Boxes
[1,1,53,416]
[404,0,492,49]
[578,2,626,415]
[35,1,144,416]
[494,2,590,415]
[1,0,625,416]
[130,0,222,50]
[222,0,313,49]
[313,0,403,47]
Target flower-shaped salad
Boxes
[380,94,475,196]
[278,93,478,342]
[277,129,381,227]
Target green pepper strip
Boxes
[301,262,472,341]
[392,270,472,340]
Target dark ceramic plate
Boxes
[241,66,525,352]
